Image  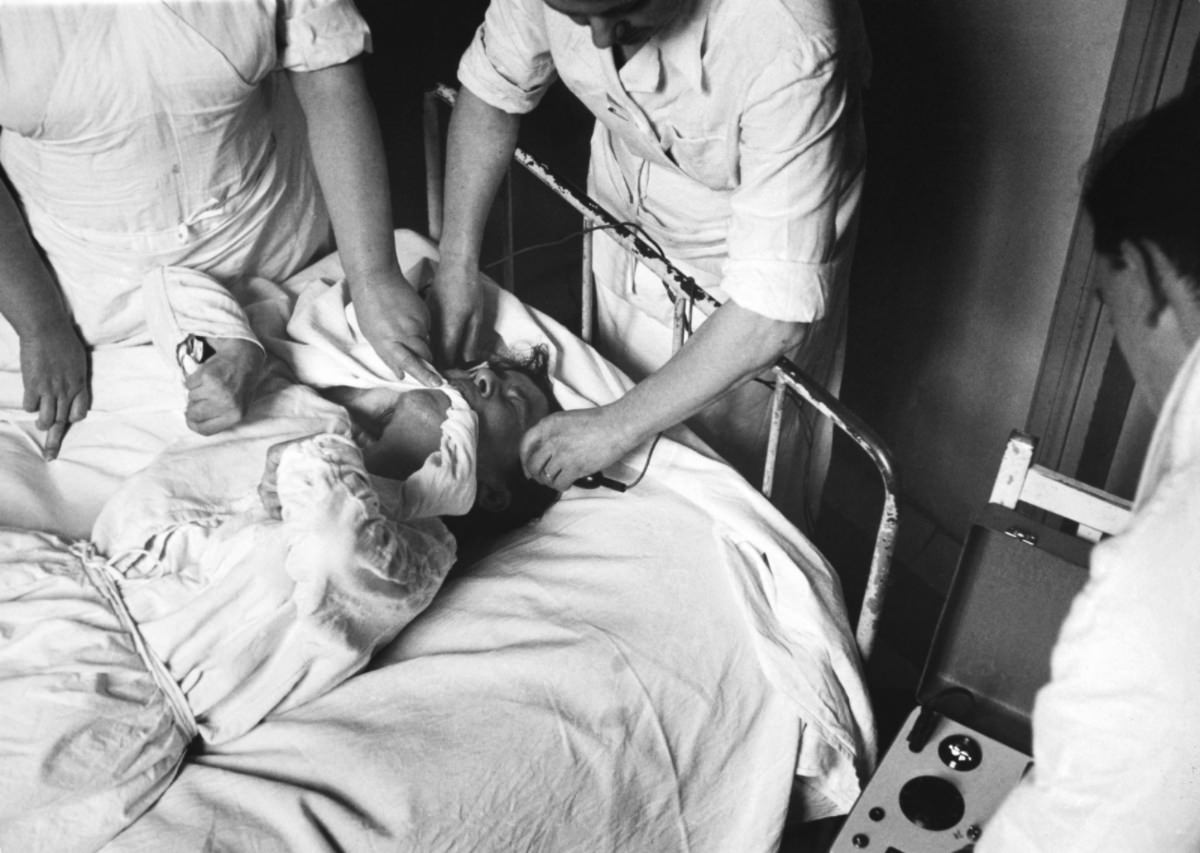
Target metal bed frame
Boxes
[422,84,899,663]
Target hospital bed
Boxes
[0,97,898,853]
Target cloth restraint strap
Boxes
[72,543,200,742]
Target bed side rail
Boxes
[423,84,898,663]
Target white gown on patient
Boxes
[0,303,479,852]
[0,392,471,852]
[90,389,473,746]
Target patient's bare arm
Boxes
[0,175,90,459]
[320,385,449,481]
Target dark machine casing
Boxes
[916,503,1092,753]
[830,503,1094,852]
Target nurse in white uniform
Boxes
[0,0,435,537]
[429,0,869,530]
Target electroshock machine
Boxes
[831,504,1093,852]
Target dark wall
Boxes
[357,2,491,232]
[357,2,593,328]
[834,0,1125,592]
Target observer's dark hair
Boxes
[1083,90,1200,295]
[443,344,563,543]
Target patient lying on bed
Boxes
[0,275,561,852]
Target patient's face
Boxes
[444,365,552,483]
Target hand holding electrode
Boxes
[519,405,642,492]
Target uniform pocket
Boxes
[662,125,732,189]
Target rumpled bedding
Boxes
[0,529,192,853]
[0,375,459,851]
[0,229,874,852]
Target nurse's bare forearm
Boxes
[0,177,72,338]
[438,87,521,272]
[608,301,806,445]
[290,61,400,284]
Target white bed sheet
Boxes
[0,230,874,851]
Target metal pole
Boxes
[581,225,595,343]
[500,170,516,293]
[762,378,787,500]
[771,363,900,663]
[671,297,688,354]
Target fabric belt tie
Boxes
[71,542,200,742]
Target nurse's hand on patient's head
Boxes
[351,270,442,387]
[427,260,496,368]
[20,322,90,461]
[519,406,636,492]
[183,337,264,436]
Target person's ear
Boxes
[1121,239,1173,328]
[475,480,512,513]
[1141,240,1200,346]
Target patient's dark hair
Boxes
[443,344,562,544]
[1084,90,1200,298]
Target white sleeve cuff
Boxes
[280,0,372,72]
[456,25,555,115]
[142,266,265,374]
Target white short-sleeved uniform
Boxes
[980,339,1200,852]
[458,0,869,528]
[0,0,370,537]
[0,0,369,347]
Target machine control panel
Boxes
[831,708,1031,852]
